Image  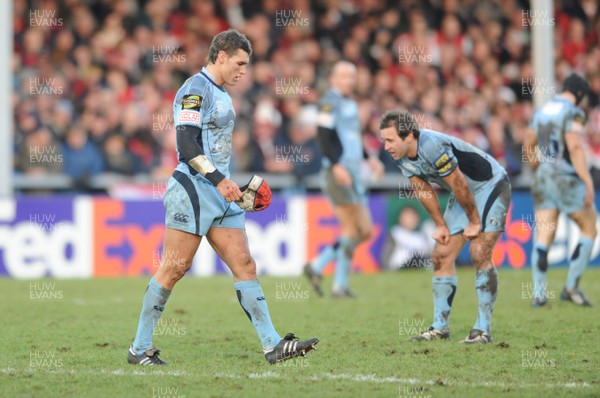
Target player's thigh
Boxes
[534,209,560,246]
[469,231,502,269]
[206,227,255,281]
[431,235,466,274]
[154,228,201,287]
[333,203,371,239]
[569,206,598,238]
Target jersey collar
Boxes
[200,67,226,92]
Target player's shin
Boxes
[531,244,549,299]
[132,277,172,354]
[333,236,359,291]
[566,236,593,289]
[432,276,457,331]
[474,267,498,335]
[311,240,339,274]
[234,280,281,351]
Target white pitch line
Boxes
[0,368,592,389]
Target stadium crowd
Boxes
[13,0,600,186]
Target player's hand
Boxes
[217,179,243,202]
[584,183,595,208]
[463,222,481,241]
[368,156,384,181]
[433,225,450,245]
[332,164,353,186]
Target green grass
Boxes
[1,268,599,398]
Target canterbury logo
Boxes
[173,213,189,224]
[153,305,165,312]
[257,296,266,301]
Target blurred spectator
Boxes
[62,126,104,180]
[103,134,141,175]
[381,206,435,270]
[16,126,64,175]
[11,0,600,184]
[586,107,600,187]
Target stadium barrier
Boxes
[1,193,599,279]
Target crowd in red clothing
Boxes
[13,0,600,186]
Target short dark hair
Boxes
[562,73,590,105]
[207,29,252,64]
[379,110,420,140]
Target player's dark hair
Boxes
[379,110,420,140]
[207,29,252,64]
[562,73,589,105]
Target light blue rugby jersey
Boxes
[394,129,507,193]
[317,88,362,174]
[173,67,235,182]
[529,94,586,175]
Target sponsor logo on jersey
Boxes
[434,152,453,173]
[178,109,201,124]
[182,94,201,110]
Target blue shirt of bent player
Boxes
[173,67,235,182]
[394,129,507,193]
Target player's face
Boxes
[332,66,356,96]
[380,126,409,160]
[221,49,249,86]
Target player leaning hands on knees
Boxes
[127,29,318,366]
[380,110,511,344]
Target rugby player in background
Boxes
[304,61,384,298]
[128,29,318,365]
[523,74,597,307]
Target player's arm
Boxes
[316,102,352,186]
[176,93,241,202]
[564,120,594,207]
[410,176,445,226]
[442,167,481,240]
[177,125,242,202]
[523,128,539,172]
[409,176,449,245]
[364,148,384,181]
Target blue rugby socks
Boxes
[132,277,171,355]
[333,237,359,291]
[473,267,498,335]
[566,236,594,289]
[234,280,281,351]
[310,241,339,274]
[531,243,549,299]
[431,276,457,331]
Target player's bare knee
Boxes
[358,227,372,242]
[234,255,257,280]
[584,219,597,239]
[161,258,192,283]
[469,244,490,268]
[432,251,451,270]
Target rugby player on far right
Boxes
[523,73,597,307]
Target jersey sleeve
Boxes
[401,168,414,178]
[528,110,539,134]
[564,106,586,135]
[316,94,344,164]
[316,96,337,130]
[420,135,457,177]
[174,76,209,129]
